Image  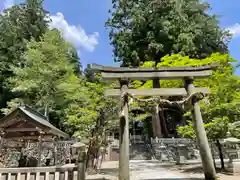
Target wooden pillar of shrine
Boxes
[184,77,216,180]
[0,130,5,166]
[119,79,130,180]
[0,130,5,156]
[37,130,44,167]
[53,136,58,165]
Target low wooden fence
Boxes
[0,164,85,180]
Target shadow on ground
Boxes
[154,162,223,174]
[88,178,204,180]
[99,168,118,176]
[94,179,204,180]
[179,165,222,174]
[141,178,203,180]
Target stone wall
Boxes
[151,138,232,163]
[2,140,76,167]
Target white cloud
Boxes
[49,12,99,52]
[226,23,240,38]
[1,0,14,14]
[1,3,99,52]
[4,0,14,9]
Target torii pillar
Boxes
[119,79,130,180]
[185,77,216,180]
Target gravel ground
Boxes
[86,160,240,180]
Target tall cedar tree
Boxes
[106,0,231,67]
[0,0,48,115]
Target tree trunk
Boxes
[152,105,162,137]
[152,79,163,137]
[86,144,92,170]
[86,128,95,171]
[210,144,216,169]
[216,139,225,170]
[86,144,98,173]
[151,116,157,138]
[159,109,168,137]
[213,157,216,170]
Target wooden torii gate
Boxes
[90,64,217,180]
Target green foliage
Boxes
[0,0,49,116]
[205,117,229,140]
[3,30,79,117]
[229,121,240,139]
[134,53,237,88]
[106,0,230,66]
[63,77,119,139]
[62,75,119,167]
[177,116,229,140]
[177,121,196,139]
[68,47,82,75]
[157,53,239,139]
[130,53,240,139]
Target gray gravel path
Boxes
[87,160,205,180]
[129,160,204,180]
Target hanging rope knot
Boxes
[184,92,205,105]
[121,91,206,110]
[120,92,127,101]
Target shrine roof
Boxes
[0,104,69,138]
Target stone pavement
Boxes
[129,160,203,180]
[87,160,240,180]
[87,160,204,180]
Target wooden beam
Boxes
[4,135,53,141]
[89,63,218,72]
[5,128,38,132]
[105,88,210,97]
[101,70,213,80]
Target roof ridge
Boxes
[20,104,48,121]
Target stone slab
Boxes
[225,160,240,175]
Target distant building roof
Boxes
[0,104,69,139]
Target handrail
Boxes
[146,143,156,160]
[0,164,77,173]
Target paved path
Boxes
[87,160,240,179]
[87,160,204,180]
[130,160,203,180]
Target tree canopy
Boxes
[106,0,231,67]
[3,30,78,115]
[0,0,49,115]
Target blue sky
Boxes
[1,0,240,75]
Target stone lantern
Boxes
[221,137,240,174]
[157,140,167,162]
[176,143,187,164]
[71,142,86,180]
